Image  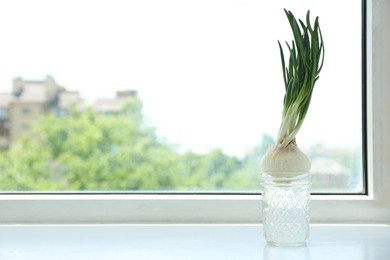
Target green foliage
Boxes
[177,149,242,191]
[0,100,181,191]
[0,99,260,192]
[277,9,324,148]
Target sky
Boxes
[0,0,362,158]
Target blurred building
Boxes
[0,76,84,149]
[93,90,137,115]
[0,76,138,150]
[310,157,352,189]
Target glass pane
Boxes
[0,0,363,193]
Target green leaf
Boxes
[277,9,325,148]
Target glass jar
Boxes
[261,172,311,246]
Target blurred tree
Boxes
[177,149,241,190]
[227,134,275,191]
[0,99,269,192]
[0,99,181,191]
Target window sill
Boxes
[1,194,390,224]
[0,224,389,259]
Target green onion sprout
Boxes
[261,9,324,173]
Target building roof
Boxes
[58,91,83,109]
[94,97,133,114]
[310,157,352,176]
[17,82,48,102]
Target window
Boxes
[0,0,364,194]
[1,0,389,225]
[0,108,6,118]
[21,107,31,115]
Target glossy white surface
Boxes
[0,225,389,260]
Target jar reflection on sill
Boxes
[264,244,310,260]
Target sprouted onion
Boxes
[261,9,324,173]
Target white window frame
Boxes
[0,0,389,225]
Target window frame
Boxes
[1,0,390,225]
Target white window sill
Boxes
[0,224,389,259]
[2,194,389,224]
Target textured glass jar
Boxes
[261,172,311,246]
